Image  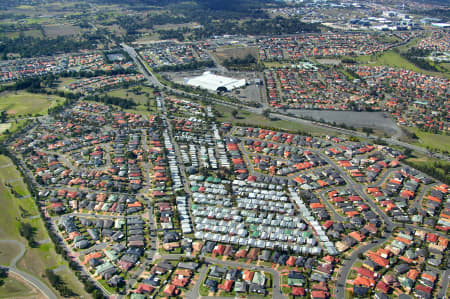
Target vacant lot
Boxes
[55,77,78,91]
[0,91,63,116]
[153,22,200,30]
[406,127,450,153]
[43,24,80,37]
[0,274,39,298]
[0,242,21,266]
[106,86,157,115]
[356,50,450,79]
[212,46,259,64]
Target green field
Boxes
[106,86,158,115]
[405,154,450,184]
[55,77,78,91]
[0,275,37,298]
[214,104,332,136]
[0,155,90,298]
[405,127,450,153]
[0,120,31,144]
[0,242,21,266]
[264,61,292,68]
[355,50,450,79]
[357,51,420,71]
[0,91,64,116]
[213,46,259,64]
[0,124,11,135]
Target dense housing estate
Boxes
[0,1,448,297]
[7,85,448,298]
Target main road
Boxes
[122,42,449,299]
[122,42,449,162]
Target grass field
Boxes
[0,91,64,116]
[212,46,259,64]
[405,127,450,153]
[55,77,79,90]
[0,155,89,297]
[264,61,292,68]
[355,50,450,79]
[405,154,450,184]
[0,242,21,266]
[0,124,11,135]
[0,275,37,298]
[214,103,332,136]
[106,86,157,115]
[23,29,44,38]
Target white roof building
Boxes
[185,71,246,91]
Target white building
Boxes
[184,71,246,92]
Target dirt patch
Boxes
[212,46,258,64]
[43,24,80,37]
[153,22,201,30]
[316,58,341,65]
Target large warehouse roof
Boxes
[184,71,246,91]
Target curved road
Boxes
[335,234,392,298]
[160,254,286,299]
[0,239,57,299]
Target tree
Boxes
[362,127,374,136]
[262,109,270,119]
[0,111,7,123]
[231,109,238,119]
[403,148,412,157]
[19,222,35,246]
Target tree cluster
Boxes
[0,36,97,59]
[45,269,77,297]
[19,222,36,247]
[401,48,438,71]
[84,94,136,109]
[157,16,319,41]
[404,160,450,185]
[223,54,256,68]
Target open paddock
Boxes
[0,91,63,116]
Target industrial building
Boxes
[184,71,246,92]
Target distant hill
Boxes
[90,0,273,10]
[95,0,273,21]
